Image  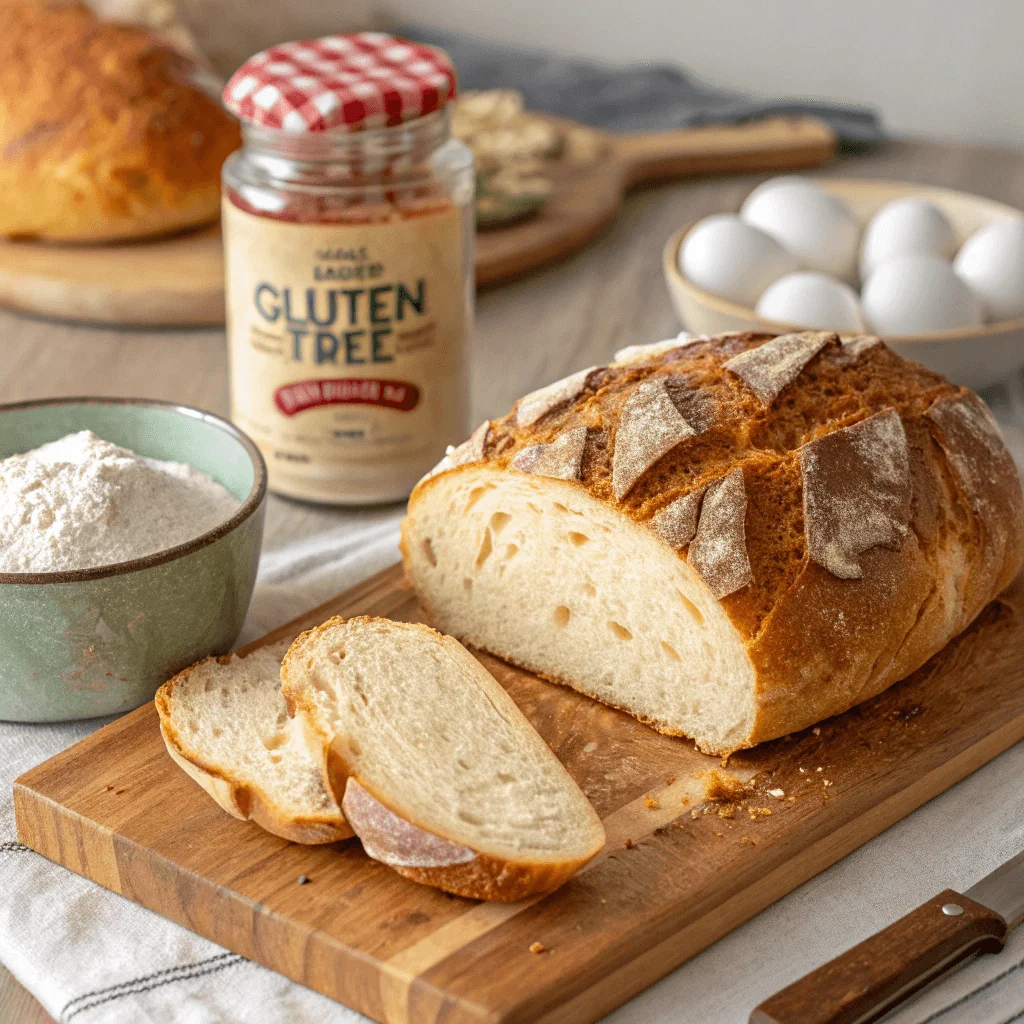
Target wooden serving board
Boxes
[18,560,1020,1024]
[0,116,834,328]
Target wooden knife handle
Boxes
[750,889,1007,1024]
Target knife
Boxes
[750,849,1024,1024]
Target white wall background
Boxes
[387,0,1024,147]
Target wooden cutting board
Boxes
[19,558,1018,1024]
[0,116,834,328]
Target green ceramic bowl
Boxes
[0,398,267,722]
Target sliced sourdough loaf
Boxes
[281,616,606,902]
[156,643,350,844]
[401,331,1024,756]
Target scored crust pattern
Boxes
[723,331,834,405]
[800,409,912,580]
[511,426,588,481]
[611,377,703,500]
[649,488,706,550]
[516,367,602,428]
[451,421,491,465]
[687,468,753,598]
[926,393,1015,529]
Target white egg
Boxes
[756,272,866,332]
[861,253,983,334]
[741,175,812,209]
[679,214,802,306]
[953,218,1024,322]
[859,198,957,281]
[741,179,861,283]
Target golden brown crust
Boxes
[386,851,588,903]
[0,1,240,242]
[404,331,1024,753]
[155,655,353,845]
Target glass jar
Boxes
[221,41,474,504]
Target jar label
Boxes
[223,200,469,498]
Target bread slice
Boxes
[156,643,351,844]
[281,617,606,902]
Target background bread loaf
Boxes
[0,1,239,242]
[401,331,1024,755]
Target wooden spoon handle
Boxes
[749,889,1007,1024]
[615,115,835,189]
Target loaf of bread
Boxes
[401,331,1024,756]
[0,1,240,242]
[282,616,606,902]
[156,643,351,844]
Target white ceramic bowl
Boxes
[663,179,1024,390]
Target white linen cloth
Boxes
[4,381,1024,1024]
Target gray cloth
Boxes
[1,368,1024,1024]
[397,23,884,143]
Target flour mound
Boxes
[0,431,240,573]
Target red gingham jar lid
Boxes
[223,32,457,133]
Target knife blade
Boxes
[749,848,1024,1024]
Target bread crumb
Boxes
[798,767,806,773]
[748,807,772,820]
[739,836,758,846]
[644,795,660,809]
[698,769,746,802]
[717,805,735,819]
[812,727,821,735]
[583,742,597,753]
[529,942,546,954]
[823,779,832,787]
[690,808,701,819]
[816,767,823,772]
[720,755,730,768]
[714,831,724,838]
[623,838,634,849]
[767,788,785,798]
[297,875,311,885]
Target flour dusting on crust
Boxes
[612,377,702,500]
[613,333,697,366]
[723,331,836,405]
[801,409,912,580]
[516,367,602,428]
[450,422,491,466]
[343,779,476,869]
[687,468,752,598]
[650,487,706,549]
[420,422,492,485]
[926,392,1016,550]
[511,426,588,481]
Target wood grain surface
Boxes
[0,115,833,327]
[4,139,1024,1023]
[14,565,1024,1024]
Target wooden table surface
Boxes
[3,139,1024,1024]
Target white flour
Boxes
[0,430,240,573]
